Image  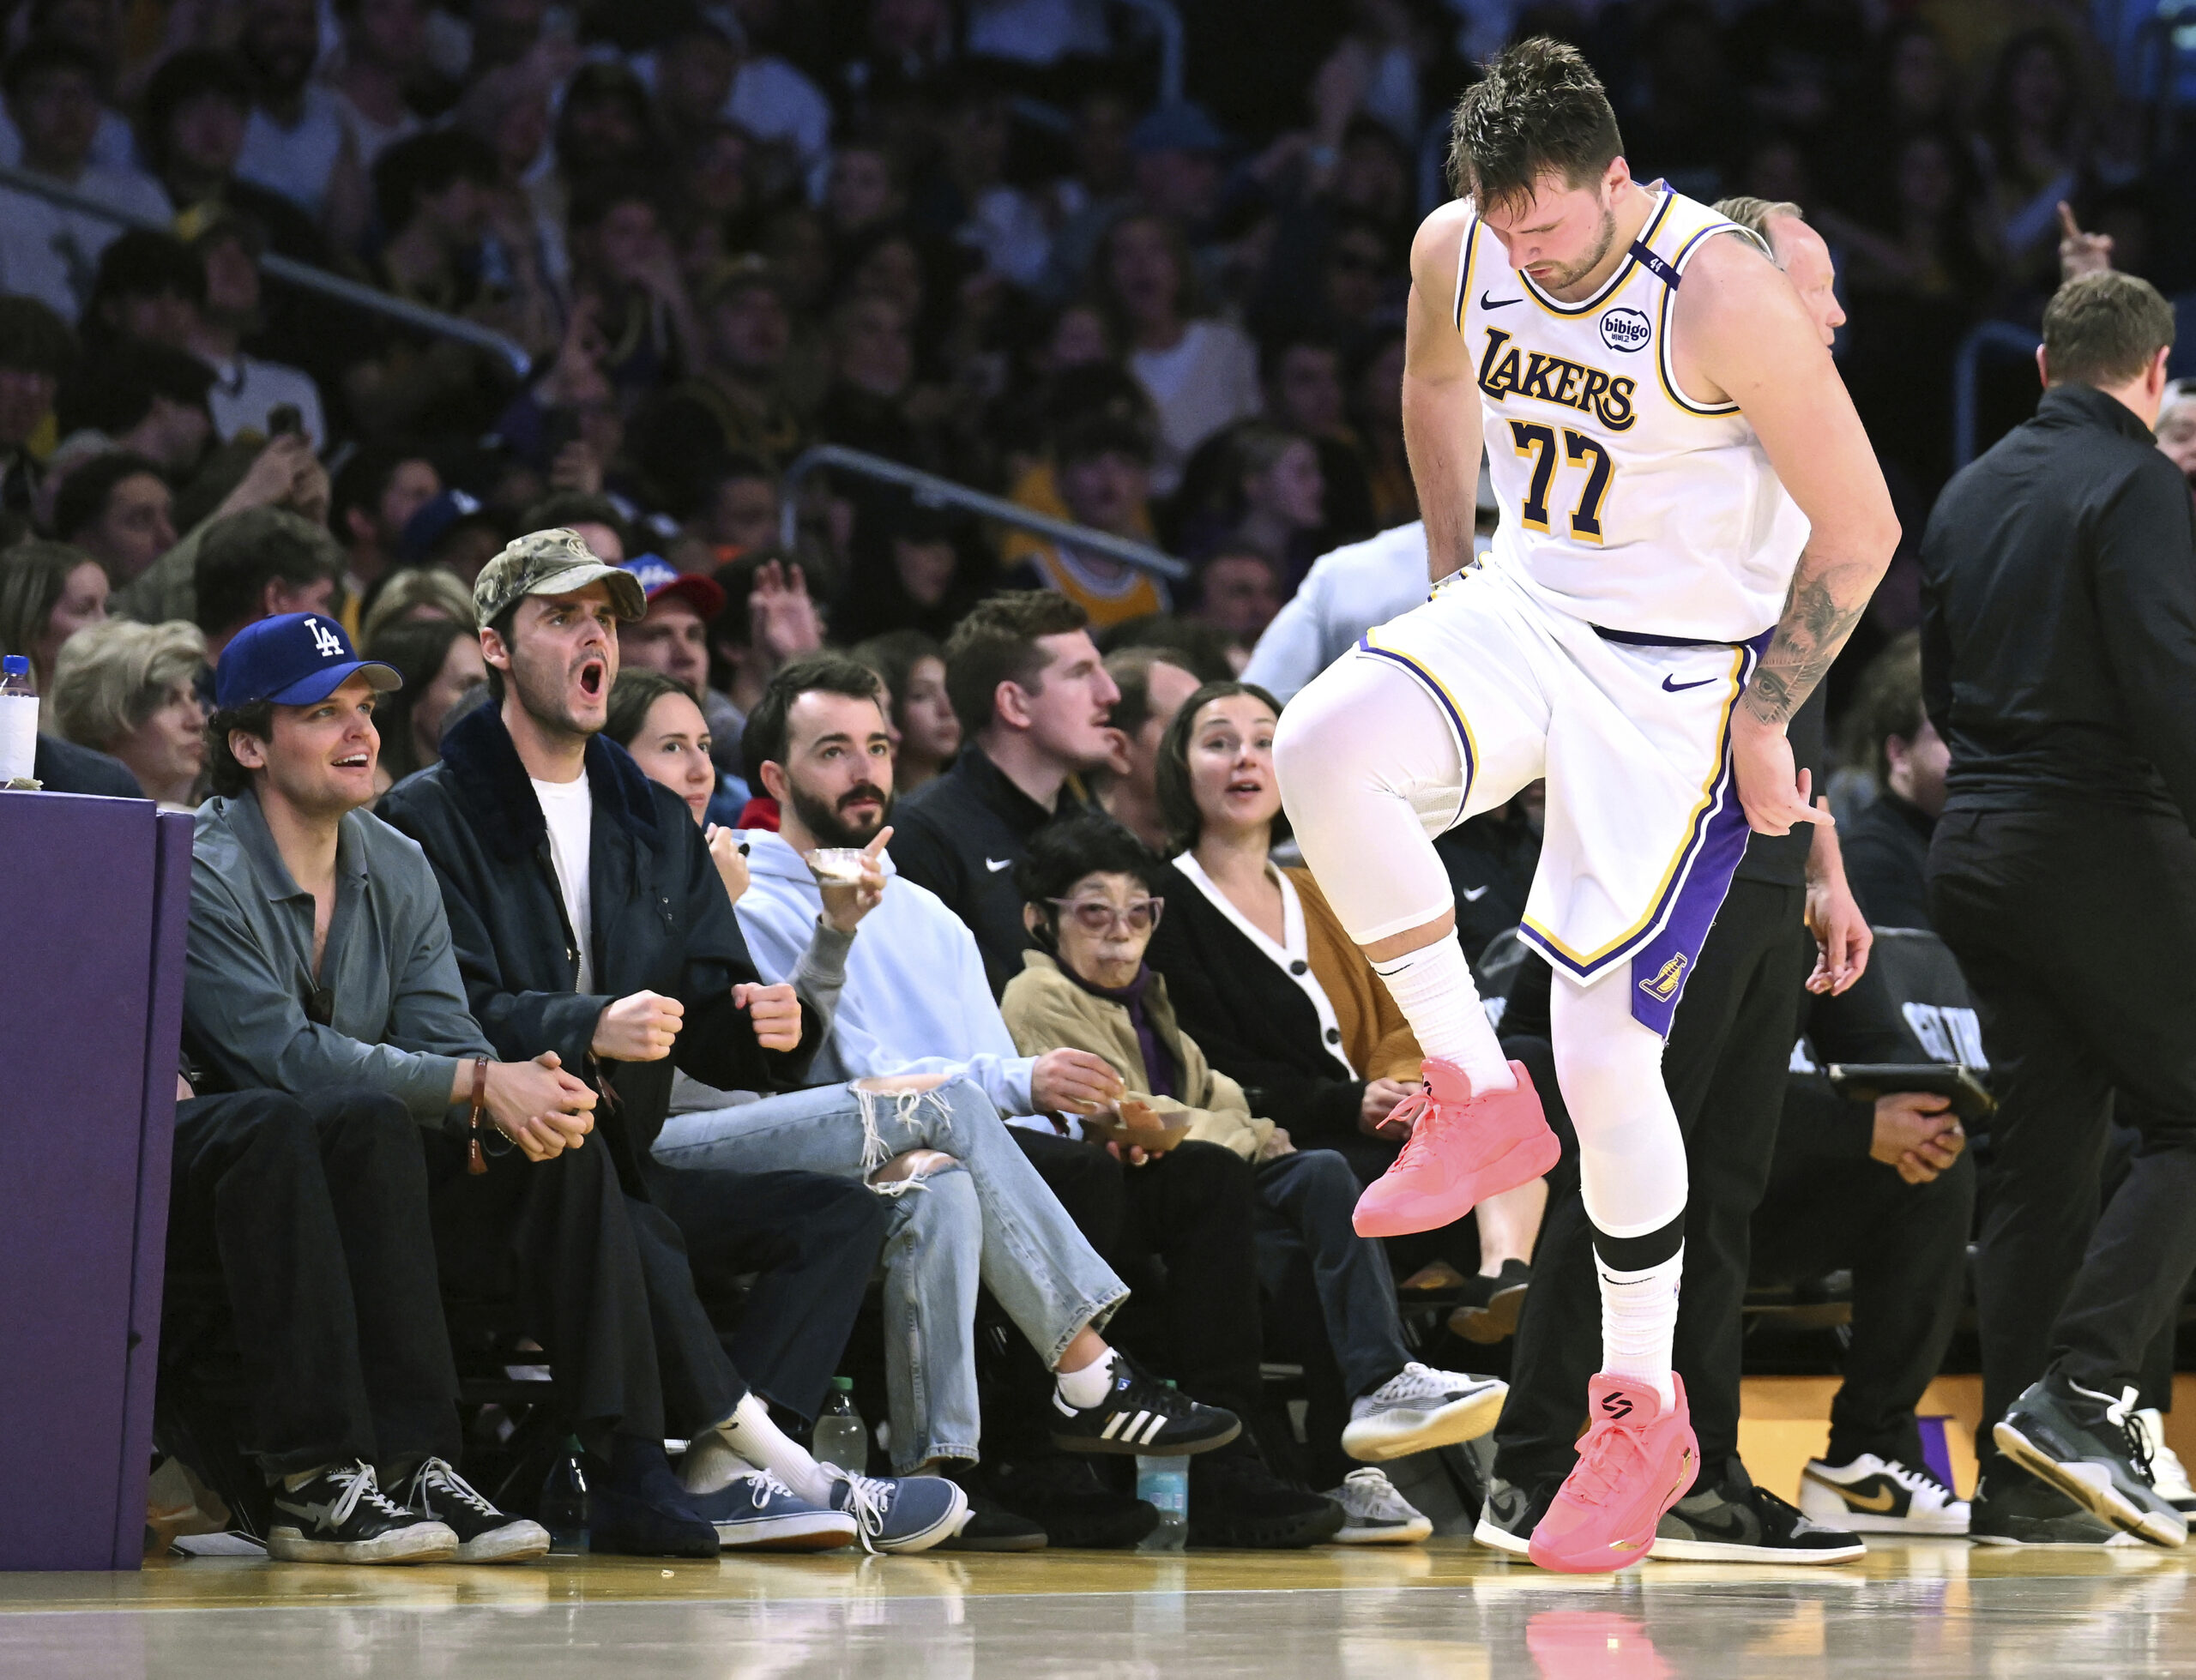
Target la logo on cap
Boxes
[306,617,344,659]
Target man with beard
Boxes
[652,653,1244,1549]
[233,0,365,232]
[889,591,1122,997]
[380,530,968,1555]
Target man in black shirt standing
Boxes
[1923,270,2196,1549]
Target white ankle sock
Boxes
[1371,936,1514,1093]
[1055,1348,1119,1411]
[1596,1243,1682,1410]
[702,1392,836,1504]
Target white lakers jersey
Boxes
[1453,184,1809,642]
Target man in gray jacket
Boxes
[181,610,594,1564]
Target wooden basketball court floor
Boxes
[4,1538,2194,1678]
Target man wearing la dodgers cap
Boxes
[178,610,600,1566]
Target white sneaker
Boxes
[2135,1410,2196,1513]
[1341,1362,1507,1463]
[1326,1466,1432,1544]
[1800,1453,1969,1535]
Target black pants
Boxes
[644,1163,890,1422]
[425,1129,745,1454]
[166,1088,461,1477]
[1752,1148,1976,1466]
[1008,1130,1265,1422]
[1930,807,2196,1470]
[1494,879,1812,1495]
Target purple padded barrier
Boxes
[0,793,189,1571]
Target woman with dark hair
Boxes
[365,615,486,790]
[1001,812,1507,1532]
[1144,682,1550,1338]
[834,497,988,644]
[605,665,752,909]
[1974,28,2088,297]
[852,628,960,792]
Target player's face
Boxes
[1768,215,1844,347]
[1480,166,1621,293]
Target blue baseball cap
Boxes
[620,553,727,618]
[214,612,402,710]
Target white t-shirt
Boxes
[533,775,596,992]
[1128,318,1261,496]
[204,354,328,449]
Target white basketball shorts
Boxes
[1354,561,1768,1035]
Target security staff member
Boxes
[1922,270,2196,1548]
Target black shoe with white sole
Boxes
[1650,1482,1867,1564]
[1448,1260,1533,1345]
[405,1457,550,1562]
[1994,1371,2189,1548]
[1049,1354,1240,1456]
[1968,1467,2133,1546]
[1471,1472,1558,1557]
[268,1461,458,1564]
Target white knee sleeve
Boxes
[1547,965,1687,1237]
[1274,653,1463,944]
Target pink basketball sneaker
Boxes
[1350,1057,1560,1238]
[1528,1374,1698,1574]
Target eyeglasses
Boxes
[1049,896,1164,935]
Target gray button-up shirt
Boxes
[184,790,493,1122]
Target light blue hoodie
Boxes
[735,828,1037,1117]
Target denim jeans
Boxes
[653,1078,1128,1471]
[1255,1148,1413,1401]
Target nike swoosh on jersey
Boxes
[1481,292,1521,310]
[985,857,1012,872]
[1461,884,1491,901]
[1662,674,1717,692]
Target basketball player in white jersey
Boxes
[1271,40,1898,1572]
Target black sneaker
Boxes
[1472,1472,1557,1557]
[1186,1450,1345,1549]
[1449,1259,1533,1345]
[937,1462,1047,1552]
[404,1457,550,1563]
[589,1441,721,1559]
[1969,1466,2133,1547]
[268,1461,458,1564]
[1650,1482,1866,1564]
[985,1454,1159,1549]
[1994,1372,2190,1547]
[1049,1355,1241,1457]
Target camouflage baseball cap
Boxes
[474,527,648,626]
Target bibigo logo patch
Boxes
[1599,307,1651,353]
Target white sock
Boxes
[1596,1243,1682,1411]
[1055,1348,1119,1411]
[703,1392,836,1504]
[1371,936,1515,1093]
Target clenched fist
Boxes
[593,991,685,1061]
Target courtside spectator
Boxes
[617,554,722,701]
[1095,646,1201,852]
[379,531,967,1555]
[362,614,486,787]
[850,629,959,795]
[180,611,568,1564]
[49,617,208,807]
[53,451,176,586]
[890,591,1120,996]
[192,506,341,659]
[358,564,476,646]
[1841,632,1945,930]
[0,536,106,690]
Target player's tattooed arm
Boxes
[1742,553,1874,726]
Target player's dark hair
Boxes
[942,590,1091,738]
[1447,38,1624,215]
[2042,270,2175,391]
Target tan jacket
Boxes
[1000,949,1276,1161]
[1288,867,1424,1084]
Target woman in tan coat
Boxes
[1002,815,1507,1536]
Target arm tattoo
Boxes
[1742,553,1873,727]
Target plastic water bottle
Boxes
[1137,1382,1189,1551]
[0,654,36,784]
[813,1376,868,1477]
[540,1435,590,1554]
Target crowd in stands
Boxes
[0,0,2192,1564]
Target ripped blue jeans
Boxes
[653,1077,1127,1471]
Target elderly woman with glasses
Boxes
[1002,813,1507,1520]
